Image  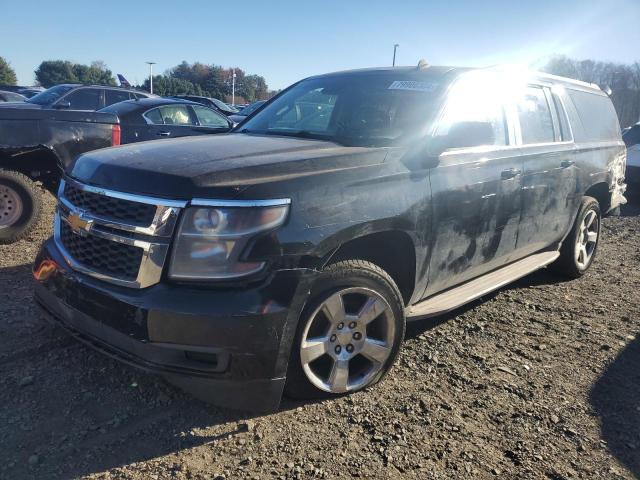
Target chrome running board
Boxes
[406,251,560,321]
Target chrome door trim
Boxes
[190,198,291,208]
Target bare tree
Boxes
[543,56,640,127]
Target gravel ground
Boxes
[0,190,639,480]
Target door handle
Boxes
[501,168,521,180]
[157,131,171,137]
[560,160,575,168]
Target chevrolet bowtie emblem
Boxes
[67,213,93,235]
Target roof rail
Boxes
[480,65,602,91]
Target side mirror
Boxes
[428,121,495,157]
[54,100,71,109]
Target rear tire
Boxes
[284,260,406,400]
[551,196,601,278]
[0,169,42,244]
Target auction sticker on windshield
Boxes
[388,80,438,92]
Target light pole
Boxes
[392,44,399,67]
[146,61,156,94]
[232,68,237,106]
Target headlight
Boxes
[169,201,290,280]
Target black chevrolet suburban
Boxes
[33,64,627,411]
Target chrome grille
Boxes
[60,221,143,280]
[63,182,157,226]
[55,178,187,288]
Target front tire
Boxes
[0,170,42,244]
[552,196,601,278]
[285,260,406,400]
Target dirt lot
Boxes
[0,191,639,480]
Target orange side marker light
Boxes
[33,259,58,281]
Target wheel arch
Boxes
[583,181,611,213]
[320,230,417,306]
[0,146,62,192]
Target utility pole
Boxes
[232,68,237,106]
[145,62,156,94]
[392,44,399,67]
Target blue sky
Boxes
[2,0,639,90]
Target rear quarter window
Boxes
[567,89,620,142]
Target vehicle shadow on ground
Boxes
[590,336,640,478]
[0,263,309,480]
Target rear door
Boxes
[424,72,523,297]
[143,104,199,140]
[514,85,578,256]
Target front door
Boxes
[422,72,523,298]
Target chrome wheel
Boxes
[575,208,599,270]
[300,287,396,393]
[0,184,23,228]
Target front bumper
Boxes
[33,238,317,411]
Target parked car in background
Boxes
[17,88,45,98]
[0,85,44,97]
[33,65,626,411]
[623,123,640,191]
[99,98,234,143]
[0,90,26,102]
[0,107,120,243]
[229,100,266,123]
[0,84,154,111]
[169,95,239,116]
[0,97,234,243]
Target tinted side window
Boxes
[517,86,554,144]
[105,90,131,106]
[568,89,620,142]
[192,105,229,127]
[64,88,102,110]
[144,108,163,124]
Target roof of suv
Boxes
[312,65,463,80]
[311,65,603,94]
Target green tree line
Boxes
[33,60,116,87]
[140,61,270,103]
[0,56,18,85]
[2,57,272,103]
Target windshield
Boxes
[239,75,440,147]
[27,85,75,105]
[212,98,238,113]
[238,100,265,116]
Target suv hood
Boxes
[70,133,389,198]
